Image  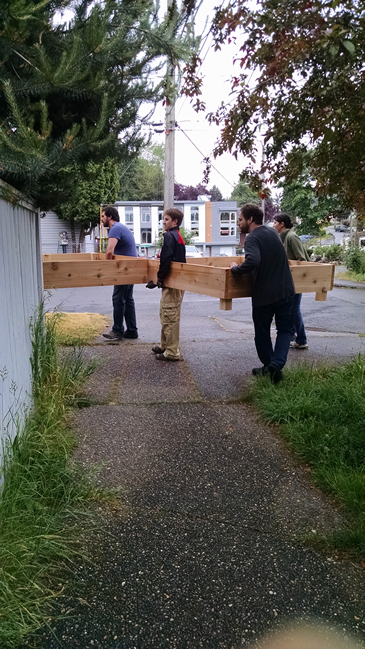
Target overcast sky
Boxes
[58,1,249,198]
[146,0,248,198]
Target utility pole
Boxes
[164,65,175,211]
[163,0,175,211]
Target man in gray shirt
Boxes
[230,204,295,383]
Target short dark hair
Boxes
[102,205,119,221]
[164,208,184,227]
[274,212,293,229]
[240,203,263,225]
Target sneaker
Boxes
[152,345,165,354]
[123,331,138,339]
[102,331,123,341]
[156,353,180,362]
[292,342,308,350]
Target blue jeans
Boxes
[252,295,295,371]
[292,293,307,346]
[112,284,137,336]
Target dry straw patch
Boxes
[46,312,108,346]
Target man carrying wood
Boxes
[101,205,138,341]
[230,204,295,384]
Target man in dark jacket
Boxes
[230,204,295,383]
[151,208,186,361]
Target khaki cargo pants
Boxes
[159,287,185,359]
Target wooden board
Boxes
[147,259,228,298]
[43,257,149,289]
[186,256,245,267]
[42,254,335,309]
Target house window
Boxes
[190,206,199,236]
[125,209,133,225]
[141,207,151,223]
[220,211,236,237]
[158,210,163,230]
[141,230,151,244]
[190,206,199,225]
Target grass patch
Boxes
[45,312,108,346]
[0,304,100,647]
[247,357,365,560]
[336,270,365,283]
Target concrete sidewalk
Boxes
[36,338,365,649]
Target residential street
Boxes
[47,283,365,400]
[35,282,365,649]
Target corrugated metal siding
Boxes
[0,196,42,458]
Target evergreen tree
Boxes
[0,0,198,208]
[208,185,223,201]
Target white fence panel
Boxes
[0,193,42,458]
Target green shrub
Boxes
[342,243,365,273]
[310,244,343,262]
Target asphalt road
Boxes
[46,283,365,336]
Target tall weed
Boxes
[0,302,98,647]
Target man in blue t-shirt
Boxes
[101,205,138,341]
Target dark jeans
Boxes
[292,293,307,345]
[112,284,137,336]
[252,295,295,371]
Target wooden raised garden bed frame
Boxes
[42,253,335,311]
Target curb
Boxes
[334,280,365,290]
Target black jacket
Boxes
[231,226,295,307]
[157,227,186,282]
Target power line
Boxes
[176,123,235,189]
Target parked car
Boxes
[299,234,314,241]
[334,225,350,232]
[185,245,203,258]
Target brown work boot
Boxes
[152,345,165,354]
[156,354,180,361]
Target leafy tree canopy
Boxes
[174,182,223,201]
[119,145,164,201]
[174,182,209,200]
[0,0,198,209]
[184,0,365,217]
[280,172,340,234]
[54,157,120,249]
[230,180,259,206]
[154,226,195,249]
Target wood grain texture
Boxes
[42,254,334,307]
[43,258,149,288]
